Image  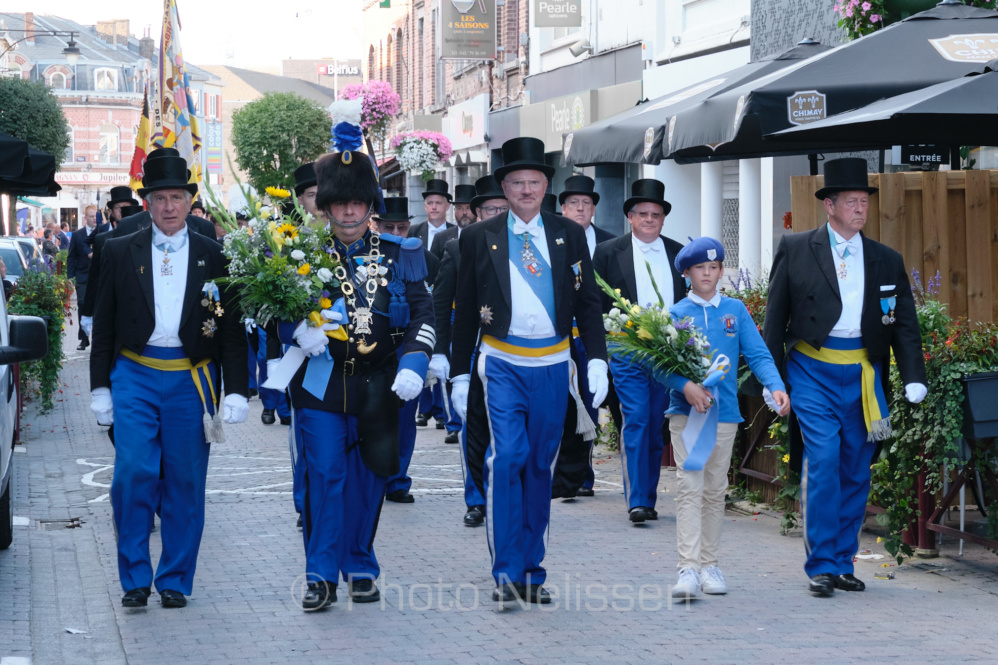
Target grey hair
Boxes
[142,190,194,205]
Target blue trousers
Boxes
[295,408,387,585]
[788,338,877,577]
[110,347,214,595]
[479,354,568,586]
[460,420,486,508]
[610,357,668,510]
[256,329,290,417]
[573,337,598,489]
[247,338,258,391]
[418,382,445,419]
[385,397,420,495]
[288,402,306,514]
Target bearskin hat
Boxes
[314,150,381,212]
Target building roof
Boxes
[201,65,340,106]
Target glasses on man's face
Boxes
[629,210,665,222]
[481,206,509,216]
[507,180,544,191]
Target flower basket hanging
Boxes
[391,131,454,181]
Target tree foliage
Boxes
[0,77,70,158]
[230,92,330,193]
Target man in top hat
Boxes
[293,162,321,220]
[275,131,434,610]
[764,157,926,597]
[559,174,616,497]
[369,197,440,504]
[592,179,686,524]
[430,174,507,524]
[449,137,608,604]
[114,148,216,241]
[429,183,476,259]
[106,186,139,225]
[68,204,111,350]
[89,153,249,609]
[189,200,207,218]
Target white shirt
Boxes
[507,210,556,339]
[827,223,864,338]
[427,220,448,250]
[631,235,675,308]
[584,225,596,258]
[147,225,189,348]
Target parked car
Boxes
[0,240,29,285]
[0,306,48,549]
[12,237,42,264]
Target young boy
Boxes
[665,237,790,599]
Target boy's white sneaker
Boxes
[701,566,727,595]
[671,567,701,599]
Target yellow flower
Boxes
[277,223,298,240]
[636,328,653,340]
[614,288,621,294]
[631,305,641,316]
[298,263,311,275]
[782,454,790,463]
[318,297,332,309]
[876,536,883,543]
[265,186,291,199]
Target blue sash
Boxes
[507,217,556,326]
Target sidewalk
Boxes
[2,323,998,664]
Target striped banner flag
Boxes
[129,83,152,192]
[157,0,202,184]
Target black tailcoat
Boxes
[429,225,459,259]
[591,233,686,313]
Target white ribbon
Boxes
[261,346,307,391]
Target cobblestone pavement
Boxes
[3,326,998,664]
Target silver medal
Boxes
[882,314,890,325]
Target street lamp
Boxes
[0,29,81,66]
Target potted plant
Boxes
[337,80,401,147]
[391,131,454,181]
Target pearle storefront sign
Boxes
[441,0,496,60]
[534,0,582,28]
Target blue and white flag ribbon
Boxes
[202,281,220,302]
[681,354,731,471]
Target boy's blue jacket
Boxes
[665,293,785,423]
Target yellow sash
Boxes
[481,335,569,358]
[120,349,218,414]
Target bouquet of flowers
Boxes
[207,185,344,328]
[338,80,400,144]
[596,269,711,385]
[391,131,454,181]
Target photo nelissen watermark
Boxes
[290,573,695,612]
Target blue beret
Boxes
[675,236,725,273]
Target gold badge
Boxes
[480,305,494,325]
[202,318,217,338]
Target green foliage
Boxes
[0,77,70,158]
[230,92,330,194]
[597,416,619,453]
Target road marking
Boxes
[12,516,29,526]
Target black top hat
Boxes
[470,175,507,211]
[137,156,199,198]
[541,193,558,214]
[107,185,138,206]
[421,179,452,201]
[146,147,180,161]
[493,137,556,183]
[814,158,878,200]
[294,162,317,197]
[374,196,414,223]
[559,174,600,206]
[190,200,206,212]
[623,179,672,216]
[453,184,476,205]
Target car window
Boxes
[0,248,24,277]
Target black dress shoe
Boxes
[809,573,836,597]
[280,416,292,426]
[261,408,276,425]
[524,583,551,604]
[248,388,258,399]
[296,514,303,528]
[416,414,429,427]
[385,489,415,504]
[77,341,89,351]
[629,507,652,523]
[648,508,659,520]
[435,420,445,430]
[575,487,595,497]
[834,574,866,592]
[348,578,380,603]
[464,505,485,527]
[492,583,523,604]
[122,587,151,607]
[444,431,459,444]
[160,589,187,608]
[302,582,336,610]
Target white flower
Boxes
[609,307,621,319]
[290,249,306,261]
[702,356,711,367]
[317,267,333,282]
[666,325,678,342]
[248,219,258,228]
[619,314,628,324]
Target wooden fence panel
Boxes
[921,172,949,298]
[965,171,993,324]
[947,188,968,319]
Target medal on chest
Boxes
[837,257,848,280]
[521,234,542,277]
[880,295,896,325]
[161,246,173,276]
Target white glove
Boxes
[293,320,331,357]
[429,354,450,382]
[90,387,113,426]
[451,374,470,421]
[320,308,344,330]
[587,358,609,410]
[80,316,93,337]
[905,382,928,404]
[244,318,256,333]
[222,393,249,424]
[391,368,423,401]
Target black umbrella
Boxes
[562,39,830,166]
[667,0,998,163]
[768,59,998,146]
[0,131,31,179]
